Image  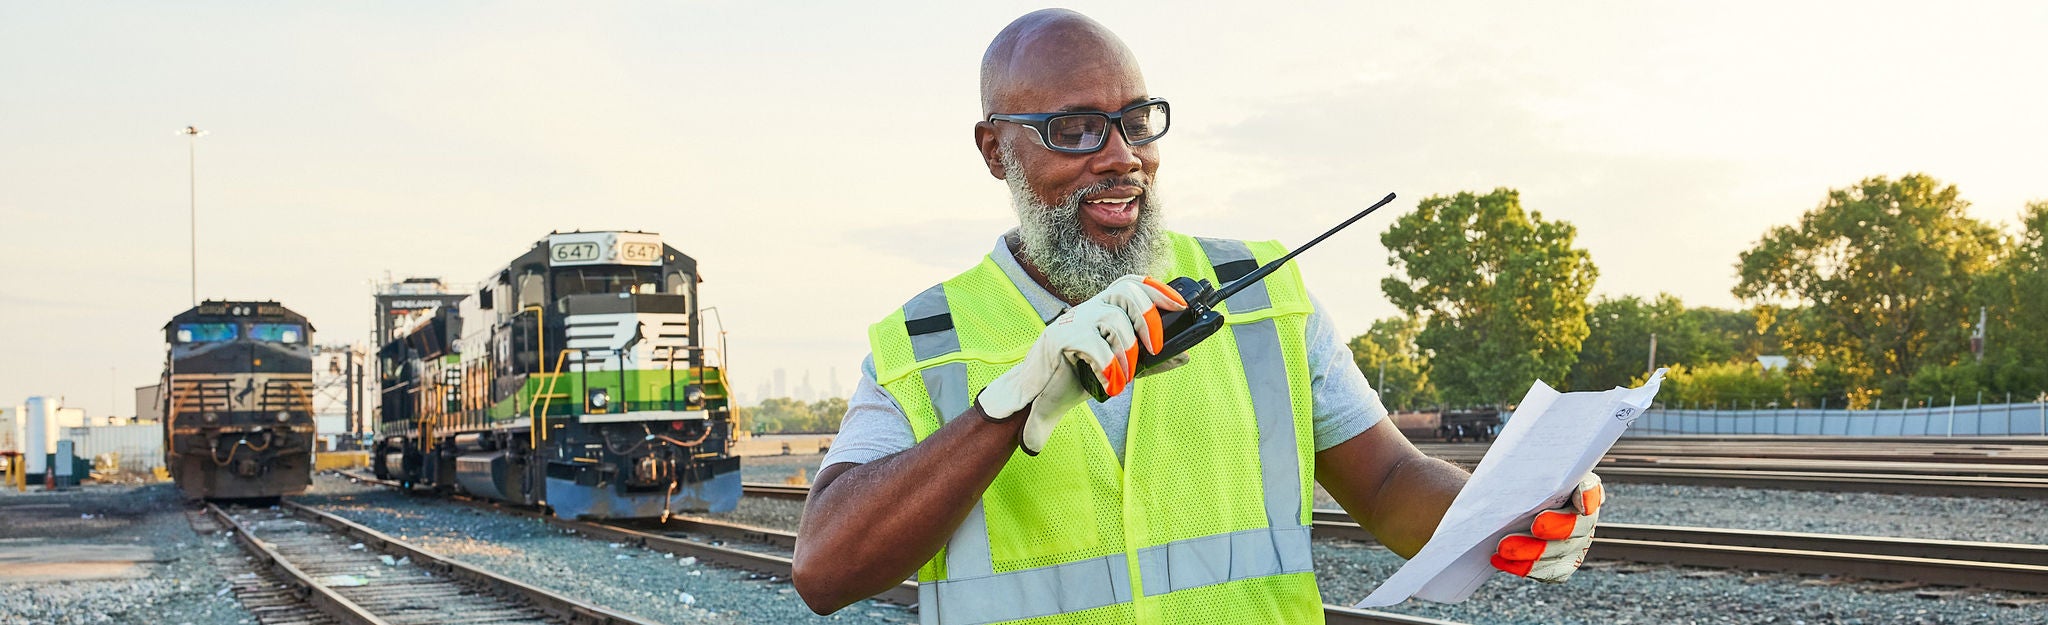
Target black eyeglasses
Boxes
[988,98,1170,154]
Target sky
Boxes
[4,1,2045,418]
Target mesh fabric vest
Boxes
[867,232,1323,625]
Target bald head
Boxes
[980,9,1144,116]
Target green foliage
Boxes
[1570,295,1784,391]
[1973,200,2048,400]
[1346,316,1439,411]
[1734,174,2003,397]
[1654,362,1793,407]
[744,397,850,434]
[1382,188,1597,406]
[1570,295,1678,390]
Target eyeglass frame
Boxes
[987,98,1171,154]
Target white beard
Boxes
[1001,143,1167,302]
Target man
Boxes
[793,9,1602,624]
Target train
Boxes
[371,231,740,519]
[1389,409,1502,443]
[161,300,318,500]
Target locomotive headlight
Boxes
[203,412,219,423]
[683,384,706,408]
[588,388,610,413]
[276,411,291,423]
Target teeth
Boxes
[1087,197,1137,204]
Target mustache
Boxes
[1063,176,1151,208]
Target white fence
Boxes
[1628,401,2048,437]
[61,425,164,472]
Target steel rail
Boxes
[215,496,660,625]
[1591,466,2048,499]
[340,472,1466,625]
[1310,510,2048,594]
[208,503,393,625]
[282,501,659,625]
[740,482,810,500]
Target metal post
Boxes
[179,126,205,306]
[2007,392,2014,436]
[1647,333,1657,376]
[1947,394,1956,437]
[345,350,357,444]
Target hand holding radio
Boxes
[976,275,1187,455]
[1074,192,1399,401]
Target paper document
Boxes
[1355,369,1666,607]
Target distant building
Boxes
[135,385,164,423]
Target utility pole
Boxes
[1971,306,1987,362]
[1647,333,1658,376]
[178,126,207,306]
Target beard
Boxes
[1001,143,1167,302]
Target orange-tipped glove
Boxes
[1491,472,1603,583]
[977,275,1187,455]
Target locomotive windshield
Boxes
[551,266,666,297]
[176,322,238,343]
[249,323,305,344]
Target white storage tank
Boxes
[24,396,55,475]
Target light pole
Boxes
[178,125,207,306]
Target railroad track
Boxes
[1309,510,2048,595]
[336,471,1463,625]
[742,481,2048,594]
[205,499,657,625]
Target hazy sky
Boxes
[5,2,2044,417]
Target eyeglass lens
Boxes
[1045,102,1168,150]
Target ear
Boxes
[974,121,1007,180]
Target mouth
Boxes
[1081,188,1144,229]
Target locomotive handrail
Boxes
[531,349,571,450]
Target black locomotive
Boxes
[160,300,316,500]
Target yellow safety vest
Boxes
[867,232,1323,625]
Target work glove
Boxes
[1490,472,1603,583]
[976,275,1187,455]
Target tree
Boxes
[1382,189,1597,406]
[744,396,851,434]
[1570,296,1785,391]
[1975,200,2048,400]
[1571,295,1689,391]
[1734,174,2002,398]
[1347,316,1439,411]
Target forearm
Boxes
[1359,454,1467,557]
[793,403,1024,614]
[1316,421,1471,559]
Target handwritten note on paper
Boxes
[1355,369,1666,607]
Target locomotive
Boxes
[161,300,317,500]
[372,231,740,519]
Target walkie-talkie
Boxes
[1077,192,1399,401]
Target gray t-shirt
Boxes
[820,234,1385,468]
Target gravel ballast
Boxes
[301,474,909,625]
[0,484,255,625]
[1314,537,2040,625]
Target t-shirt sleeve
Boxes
[1307,293,1388,451]
[817,355,918,469]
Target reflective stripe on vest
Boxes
[920,553,1134,625]
[906,282,961,360]
[912,304,1307,625]
[1196,237,1272,313]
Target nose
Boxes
[1088,124,1143,176]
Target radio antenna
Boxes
[1210,192,1398,303]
